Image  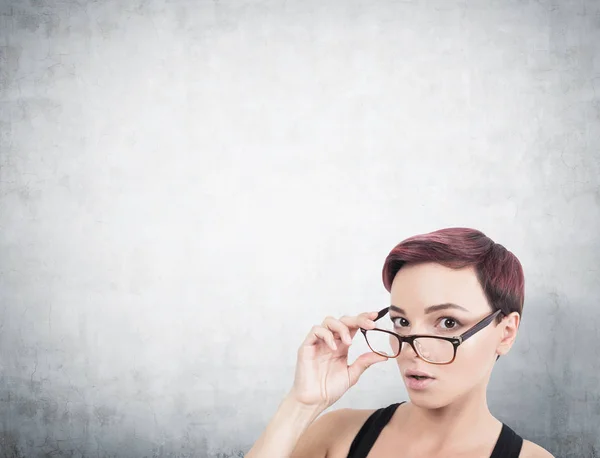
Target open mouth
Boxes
[408,375,431,380]
[405,370,435,380]
[405,372,436,390]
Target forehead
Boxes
[390,262,489,313]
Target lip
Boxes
[404,369,436,391]
[405,375,435,390]
[405,369,435,379]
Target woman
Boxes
[246,227,554,458]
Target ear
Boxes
[496,312,520,357]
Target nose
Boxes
[399,340,420,360]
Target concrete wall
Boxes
[1,0,599,456]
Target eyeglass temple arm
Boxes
[460,309,503,342]
[375,307,390,321]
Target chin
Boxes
[405,390,449,410]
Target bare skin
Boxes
[247,262,554,458]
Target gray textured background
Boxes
[1,0,599,457]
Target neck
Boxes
[400,384,501,450]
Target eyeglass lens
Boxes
[365,328,457,363]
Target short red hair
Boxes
[382,228,524,319]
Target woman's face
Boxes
[389,262,518,409]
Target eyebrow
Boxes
[389,303,470,315]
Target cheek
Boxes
[452,337,497,374]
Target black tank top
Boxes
[347,402,523,458]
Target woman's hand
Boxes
[288,311,389,411]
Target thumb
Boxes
[347,352,388,387]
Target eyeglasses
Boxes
[360,307,503,365]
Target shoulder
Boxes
[324,406,379,429]
[291,407,378,458]
[520,439,555,458]
[321,406,378,441]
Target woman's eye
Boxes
[440,318,458,329]
[392,317,409,327]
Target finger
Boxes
[339,314,377,338]
[355,311,381,320]
[347,352,388,387]
[338,314,377,329]
[322,317,353,345]
[302,325,338,351]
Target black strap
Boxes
[346,402,405,458]
[489,423,523,458]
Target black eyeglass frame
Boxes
[360,307,504,365]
